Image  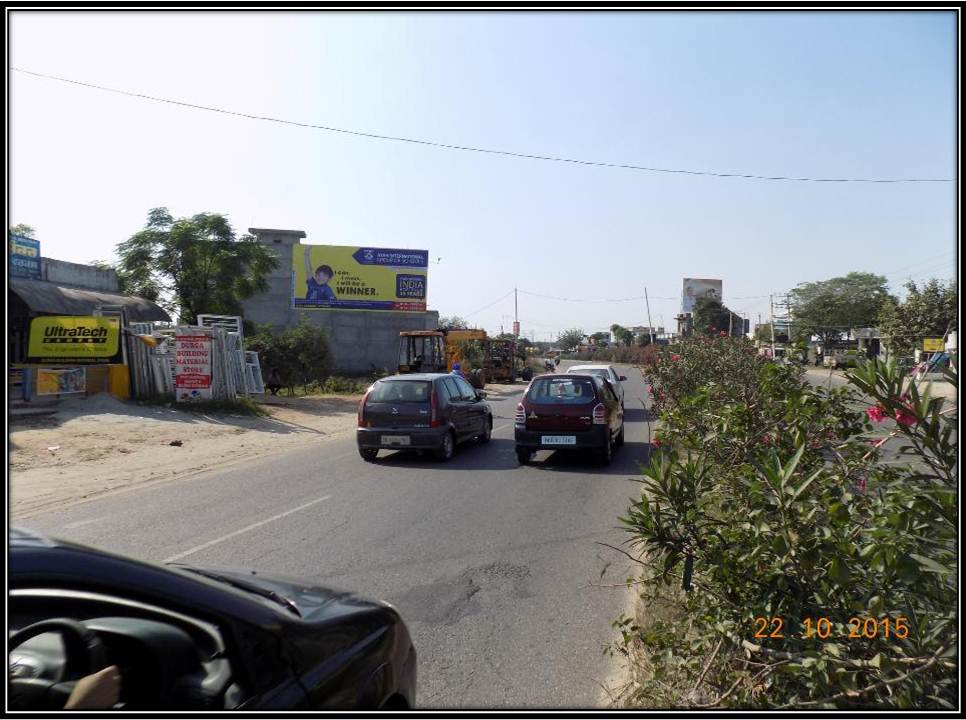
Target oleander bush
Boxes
[613,336,957,709]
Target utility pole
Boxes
[769,294,776,358]
[644,287,655,345]
[728,311,733,337]
[513,288,519,338]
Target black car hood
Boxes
[172,564,394,622]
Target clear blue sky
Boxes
[9,10,957,339]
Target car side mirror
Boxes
[475,390,487,400]
[619,375,627,381]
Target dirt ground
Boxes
[9,381,525,519]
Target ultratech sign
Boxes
[28,316,121,363]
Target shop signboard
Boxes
[175,333,213,401]
[28,316,121,364]
[36,367,87,395]
[923,338,944,352]
[10,234,41,279]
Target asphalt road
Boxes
[18,361,654,709]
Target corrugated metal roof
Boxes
[9,277,172,322]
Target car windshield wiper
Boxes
[174,565,302,618]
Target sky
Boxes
[9,10,958,341]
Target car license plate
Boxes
[382,435,411,446]
[542,435,576,446]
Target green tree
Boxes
[9,224,36,238]
[789,272,892,348]
[438,315,469,330]
[692,296,743,336]
[557,328,585,352]
[115,208,277,324]
[246,320,333,395]
[878,278,957,356]
[610,324,635,346]
[590,331,611,345]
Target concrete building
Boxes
[240,229,439,374]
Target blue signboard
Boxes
[10,234,41,279]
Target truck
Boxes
[396,328,492,387]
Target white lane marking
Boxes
[163,495,332,563]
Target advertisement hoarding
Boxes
[10,234,41,279]
[293,244,428,311]
[28,316,121,364]
[175,333,213,401]
[923,338,944,352]
[37,367,87,395]
[682,278,723,314]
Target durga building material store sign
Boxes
[28,316,121,363]
[175,334,213,401]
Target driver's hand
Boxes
[63,665,121,710]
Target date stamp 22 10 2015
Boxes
[754,616,910,641]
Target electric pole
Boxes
[644,287,655,345]
[769,294,776,358]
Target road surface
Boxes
[17,361,653,709]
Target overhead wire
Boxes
[11,66,955,185]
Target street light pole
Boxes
[644,287,655,345]
[770,294,776,358]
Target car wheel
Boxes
[516,447,532,465]
[616,422,625,447]
[435,431,456,461]
[599,435,613,465]
[479,418,492,443]
[359,448,378,462]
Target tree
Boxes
[789,272,891,348]
[246,320,333,395]
[438,316,469,330]
[557,328,585,352]
[590,331,611,345]
[878,278,957,356]
[610,324,635,346]
[115,208,277,324]
[692,296,743,336]
[9,224,36,238]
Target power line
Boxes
[461,289,514,318]
[11,66,955,185]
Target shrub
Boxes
[617,341,957,709]
[246,320,333,394]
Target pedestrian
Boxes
[266,367,283,396]
[451,362,463,377]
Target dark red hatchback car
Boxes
[514,374,624,465]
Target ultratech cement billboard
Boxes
[293,244,428,311]
[27,316,121,363]
[682,278,723,314]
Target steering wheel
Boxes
[8,618,109,710]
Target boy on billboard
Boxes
[303,246,338,303]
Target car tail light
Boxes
[592,403,606,424]
[430,387,440,427]
[515,402,526,425]
[358,388,372,427]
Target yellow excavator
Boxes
[397,328,493,387]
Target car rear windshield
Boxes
[569,368,608,379]
[527,377,597,404]
[368,380,432,403]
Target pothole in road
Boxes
[395,562,533,626]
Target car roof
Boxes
[10,527,58,549]
[379,374,447,381]
[568,364,612,370]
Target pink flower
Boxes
[671,354,681,362]
[855,477,868,493]
[719,331,728,337]
[866,406,887,423]
[652,438,661,448]
[895,407,917,427]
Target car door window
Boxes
[441,377,462,402]
[453,377,477,401]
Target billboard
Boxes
[682,278,723,314]
[10,234,41,279]
[37,367,87,395]
[293,244,428,311]
[28,316,121,364]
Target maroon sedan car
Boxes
[514,373,624,465]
